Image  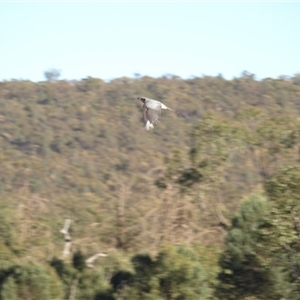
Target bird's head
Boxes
[137,97,146,103]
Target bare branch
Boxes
[85,252,108,268]
[60,218,72,259]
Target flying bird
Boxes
[137,97,177,130]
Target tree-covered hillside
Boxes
[1,72,300,299]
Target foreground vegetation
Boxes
[1,72,300,299]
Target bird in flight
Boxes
[137,97,177,130]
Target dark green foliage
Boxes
[0,243,14,271]
[76,268,110,300]
[265,165,300,204]
[216,194,274,299]
[126,246,213,300]
[216,184,300,300]
[50,257,66,277]
[153,245,212,300]
[154,178,168,189]
[0,262,63,300]
[0,277,18,300]
[50,256,111,300]
[129,254,155,295]
[263,166,300,293]
[176,167,203,188]
[50,256,77,295]
[94,290,115,300]
[73,250,86,272]
[110,270,133,290]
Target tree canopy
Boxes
[1,73,300,299]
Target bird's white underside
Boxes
[145,120,154,130]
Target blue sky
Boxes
[1,2,299,82]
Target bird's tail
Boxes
[167,107,179,115]
[161,103,178,114]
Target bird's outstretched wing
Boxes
[143,104,161,126]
